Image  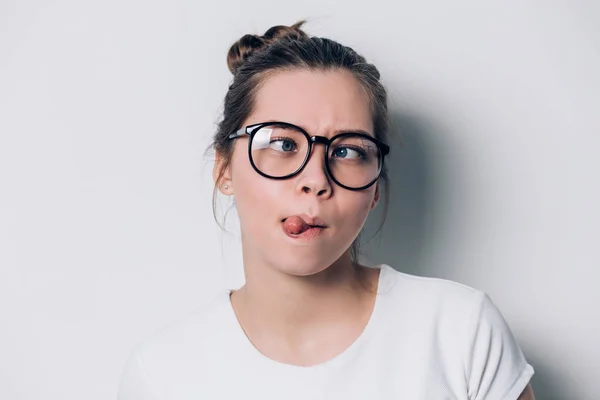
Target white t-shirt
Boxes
[118,265,534,399]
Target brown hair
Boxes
[211,21,390,262]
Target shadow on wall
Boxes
[361,110,570,400]
[528,358,573,400]
[361,111,436,276]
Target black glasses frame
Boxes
[227,121,390,191]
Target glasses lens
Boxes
[328,134,382,188]
[250,124,309,178]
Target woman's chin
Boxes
[277,263,329,277]
[271,255,349,278]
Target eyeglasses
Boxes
[227,121,390,191]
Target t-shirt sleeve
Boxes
[464,292,534,400]
[117,346,158,400]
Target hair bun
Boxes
[226,21,308,75]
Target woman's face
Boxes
[217,69,380,276]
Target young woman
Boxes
[119,22,535,399]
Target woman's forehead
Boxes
[247,69,374,134]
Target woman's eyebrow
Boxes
[259,120,374,136]
[333,128,374,136]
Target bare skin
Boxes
[230,263,380,366]
[519,384,535,399]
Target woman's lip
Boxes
[281,214,328,228]
[281,224,326,240]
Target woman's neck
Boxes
[229,253,379,363]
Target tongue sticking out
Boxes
[283,216,310,235]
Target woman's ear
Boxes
[213,152,234,195]
[370,183,380,210]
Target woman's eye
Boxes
[332,146,363,159]
[270,138,297,152]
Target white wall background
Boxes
[1,1,598,399]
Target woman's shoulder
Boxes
[375,264,500,338]
[127,291,233,362]
[373,265,534,398]
[377,263,486,309]
[118,292,236,395]
[376,264,527,364]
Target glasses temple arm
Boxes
[227,127,247,140]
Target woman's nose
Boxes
[296,144,332,197]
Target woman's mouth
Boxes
[281,215,327,239]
